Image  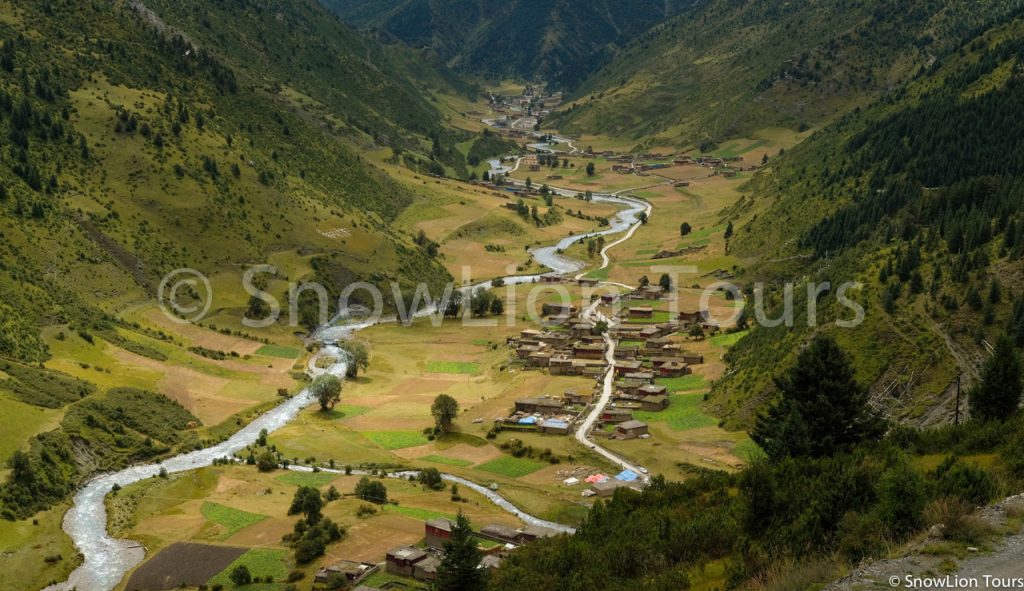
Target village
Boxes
[313,517,560,590]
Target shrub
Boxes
[836,511,886,562]
[923,497,991,544]
[932,457,997,506]
[229,565,252,586]
[877,462,926,538]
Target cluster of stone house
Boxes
[499,390,592,436]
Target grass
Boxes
[475,456,547,478]
[255,344,301,359]
[315,404,370,420]
[425,360,481,375]
[362,570,427,590]
[365,431,430,450]
[733,438,766,463]
[655,374,707,392]
[274,471,339,488]
[421,454,474,467]
[0,394,62,461]
[635,393,717,431]
[383,504,454,522]
[710,330,750,348]
[200,502,267,540]
[208,548,290,590]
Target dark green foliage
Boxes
[288,486,324,524]
[876,460,926,537]
[65,388,199,445]
[971,335,1022,422]
[418,467,444,490]
[931,456,997,506]
[230,565,251,586]
[1,388,197,519]
[466,131,517,167]
[0,361,95,408]
[431,393,459,432]
[436,512,485,591]
[325,0,694,90]
[289,517,343,563]
[353,476,387,504]
[752,336,883,460]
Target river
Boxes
[45,176,650,591]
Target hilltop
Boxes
[552,0,1024,147]
[321,0,701,90]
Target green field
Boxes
[255,344,301,359]
[383,504,455,522]
[274,471,339,488]
[421,454,474,468]
[425,361,481,375]
[710,330,750,348]
[365,431,430,450]
[654,374,707,392]
[200,502,267,540]
[475,456,547,478]
[207,548,290,590]
[635,393,717,431]
[732,438,766,463]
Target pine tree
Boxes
[752,335,883,460]
[435,512,485,591]
[970,335,1022,422]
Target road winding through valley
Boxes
[47,153,658,591]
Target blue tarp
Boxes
[615,470,639,482]
[542,419,569,429]
[518,416,539,425]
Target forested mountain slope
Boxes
[0,0,453,520]
[321,0,701,90]
[142,0,477,144]
[553,0,1024,146]
[711,15,1024,429]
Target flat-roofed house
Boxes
[572,342,606,360]
[601,407,633,424]
[613,359,644,377]
[590,478,643,498]
[413,555,441,582]
[658,360,690,377]
[515,397,563,414]
[616,420,649,439]
[386,547,428,577]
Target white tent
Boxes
[563,477,580,486]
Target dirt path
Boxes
[826,494,1024,591]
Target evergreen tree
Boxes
[435,512,485,591]
[752,335,883,460]
[970,335,1022,422]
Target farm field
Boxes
[107,464,530,589]
[268,311,616,524]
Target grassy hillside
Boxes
[552,0,1024,147]
[0,0,465,529]
[709,15,1024,429]
[322,0,700,90]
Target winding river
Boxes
[45,176,650,591]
